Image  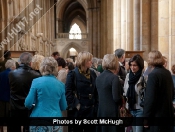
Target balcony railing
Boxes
[57,33,88,39]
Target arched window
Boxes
[69,23,82,39]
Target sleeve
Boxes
[57,71,67,84]
[143,73,158,117]
[123,73,129,96]
[59,85,68,111]
[65,70,79,109]
[24,80,37,109]
[112,75,122,103]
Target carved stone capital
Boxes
[36,33,43,38]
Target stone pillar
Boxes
[140,0,151,60]
[151,0,158,50]
[121,0,126,49]
[92,8,98,57]
[97,1,101,57]
[170,0,175,69]
[116,0,121,49]
[106,0,113,54]
[133,0,140,50]
[158,0,169,63]
[113,0,117,50]
[127,0,133,50]
[99,0,106,57]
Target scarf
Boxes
[126,69,142,110]
[78,68,90,79]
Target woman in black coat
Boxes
[96,54,122,132]
[66,51,98,132]
[143,50,174,132]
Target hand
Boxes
[144,126,149,128]
[76,103,80,110]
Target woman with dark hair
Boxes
[124,54,144,132]
[66,62,75,71]
[143,51,174,132]
[56,57,67,84]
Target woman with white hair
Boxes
[96,54,122,132]
[25,57,67,132]
[0,60,16,132]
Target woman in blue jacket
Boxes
[25,57,67,132]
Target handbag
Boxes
[119,96,133,126]
[119,96,133,118]
[139,76,146,107]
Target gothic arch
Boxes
[70,18,86,33]
[56,0,87,20]
[61,42,82,59]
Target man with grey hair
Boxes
[115,48,127,87]
[115,49,127,132]
[8,52,41,132]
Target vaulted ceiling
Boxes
[62,0,86,32]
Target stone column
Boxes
[140,0,151,60]
[116,0,121,49]
[8,0,15,50]
[158,0,169,62]
[0,0,7,52]
[92,8,98,57]
[99,0,106,57]
[170,0,175,69]
[127,0,133,50]
[97,1,101,57]
[106,0,113,54]
[113,0,117,50]
[121,0,126,49]
[151,0,158,50]
[133,0,140,50]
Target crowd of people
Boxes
[0,49,174,132]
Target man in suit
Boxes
[115,48,127,88]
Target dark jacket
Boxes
[143,66,174,132]
[96,70,122,132]
[117,64,127,88]
[65,67,97,112]
[0,68,11,102]
[9,64,41,110]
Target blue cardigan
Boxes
[25,75,67,117]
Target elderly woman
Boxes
[31,54,44,74]
[25,57,67,132]
[0,60,16,132]
[143,51,174,132]
[65,51,97,132]
[124,54,144,132]
[96,54,122,132]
